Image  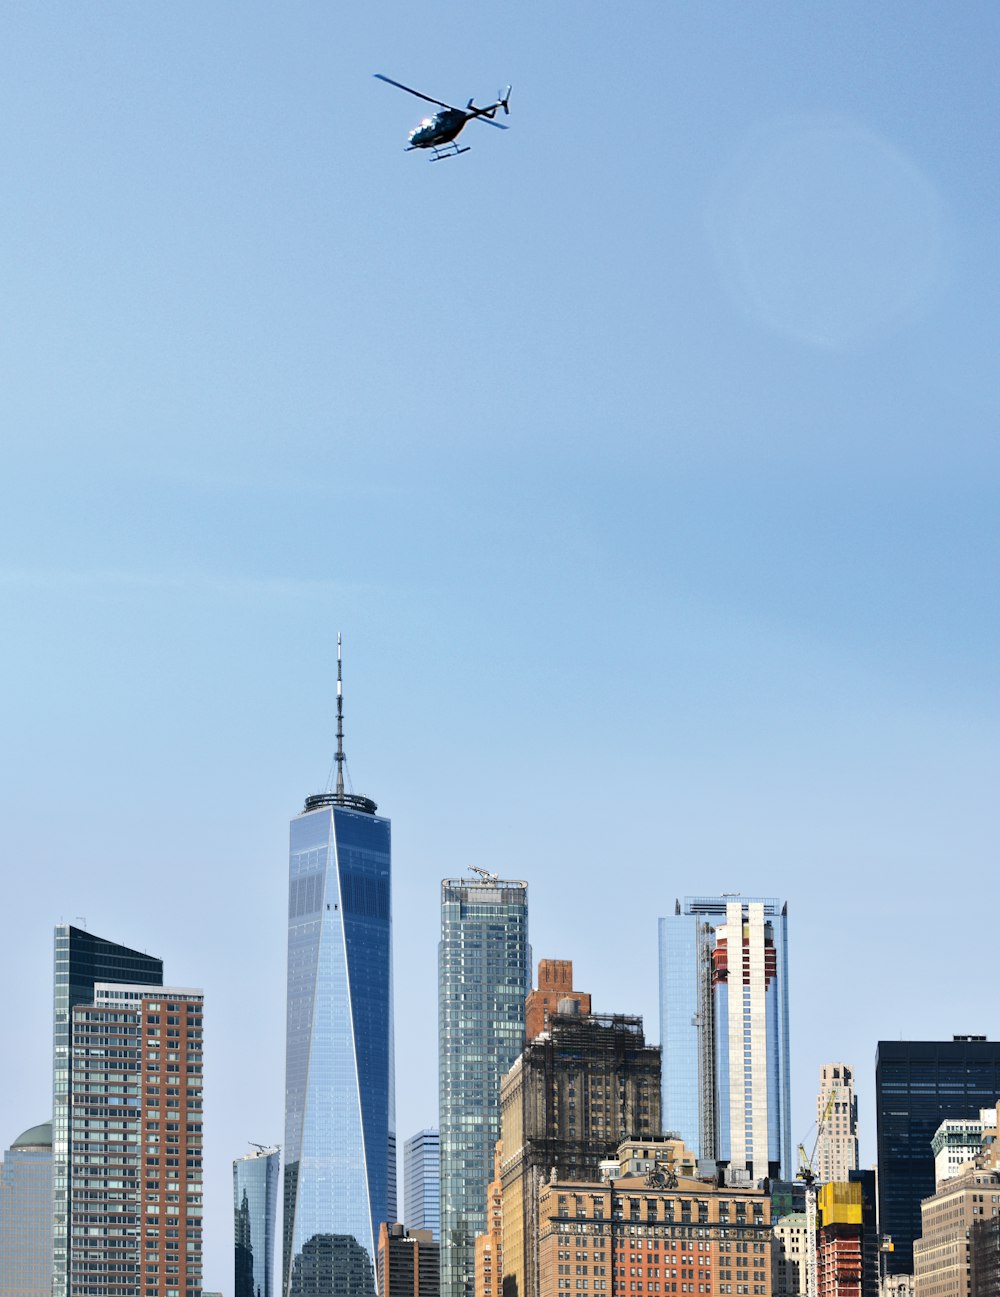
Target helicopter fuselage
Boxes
[408,108,468,150]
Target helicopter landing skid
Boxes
[429,144,471,161]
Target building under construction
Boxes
[498,961,661,1297]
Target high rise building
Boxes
[499,963,661,1297]
[0,1120,53,1297]
[658,896,792,1183]
[52,924,163,1297]
[234,1145,280,1297]
[875,1037,1000,1275]
[377,1224,440,1297]
[405,1130,441,1241]
[816,1065,859,1185]
[283,639,394,1297]
[439,874,530,1297]
[67,982,204,1297]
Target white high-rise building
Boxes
[658,895,792,1185]
[816,1063,859,1183]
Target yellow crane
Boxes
[797,1089,837,1297]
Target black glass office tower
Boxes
[283,645,394,1297]
[439,876,530,1297]
[52,925,163,1297]
[235,1146,280,1297]
[876,1037,1000,1274]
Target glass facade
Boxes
[403,1129,440,1242]
[283,798,394,1297]
[235,1147,280,1297]
[658,896,791,1182]
[439,877,530,1297]
[52,925,163,1297]
[0,1122,52,1297]
[876,1038,1000,1275]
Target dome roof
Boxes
[12,1120,52,1150]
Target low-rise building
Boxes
[378,1223,440,1297]
[475,1143,504,1297]
[772,1213,807,1297]
[930,1114,996,1191]
[912,1166,1000,1297]
[535,1140,771,1297]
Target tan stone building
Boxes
[816,1066,859,1185]
[912,1167,1000,1297]
[500,966,661,1297]
[535,1143,771,1297]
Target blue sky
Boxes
[2,2,999,1289]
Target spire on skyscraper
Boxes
[335,632,346,798]
[307,633,377,815]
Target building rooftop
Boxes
[11,1120,52,1150]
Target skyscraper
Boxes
[499,962,662,1297]
[404,1130,441,1241]
[235,1145,280,1297]
[875,1036,1000,1275]
[52,924,163,1297]
[68,982,204,1297]
[283,639,394,1297]
[658,895,792,1183]
[816,1064,859,1184]
[439,874,530,1297]
[0,1120,52,1297]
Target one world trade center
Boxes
[283,639,394,1297]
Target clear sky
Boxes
[2,2,998,1290]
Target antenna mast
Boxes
[303,631,378,816]
[335,633,345,797]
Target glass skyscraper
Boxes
[439,875,530,1297]
[52,924,163,1297]
[235,1146,280,1297]
[283,647,394,1297]
[404,1129,440,1241]
[658,896,791,1183]
[876,1037,1000,1275]
[0,1120,52,1297]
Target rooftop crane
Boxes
[797,1088,838,1297]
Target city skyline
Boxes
[2,5,999,1289]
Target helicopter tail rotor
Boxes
[500,85,511,115]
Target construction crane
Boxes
[797,1089,837,1297]
[468,865,500,884]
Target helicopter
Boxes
[374,74,511,161]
